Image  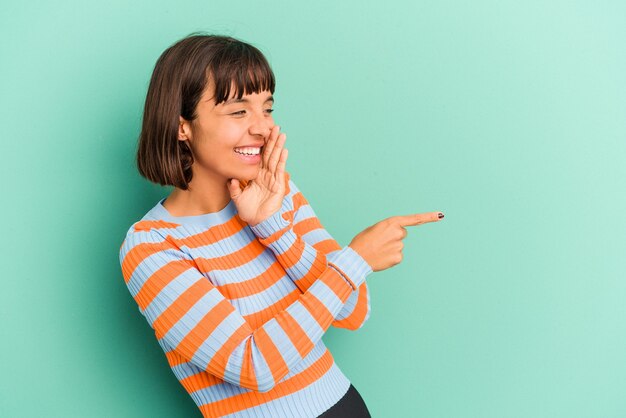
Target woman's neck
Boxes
[162,175,232,217]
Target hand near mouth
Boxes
[228,125,289,226]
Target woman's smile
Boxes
[233,146,263,164]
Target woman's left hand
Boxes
[227,125,289,226]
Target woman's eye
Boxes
[230,109,273,116]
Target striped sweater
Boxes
[118,172,373,417]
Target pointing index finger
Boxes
[395,212,444,227]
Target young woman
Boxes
[119,34,444,418]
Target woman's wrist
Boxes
[248,209,292,239]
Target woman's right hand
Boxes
[348,212,444,272]
[228,125,288,227]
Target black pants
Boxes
[318,384,372,417]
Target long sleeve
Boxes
[119,214,370,393]
[249,173,372,330]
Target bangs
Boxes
[209,42,275,104]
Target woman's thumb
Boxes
[228,179,242,200]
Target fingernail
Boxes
[438,212,444,219]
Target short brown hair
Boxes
[136,33,276,189]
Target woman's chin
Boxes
[246,166,262,179]
[231,171,260,185]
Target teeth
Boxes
[234,147,261,155]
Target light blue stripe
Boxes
[190,377,251,406]
[223,344,243,387]
[189,244,281,286]
[334,287,358,320]
[301,228,334,245]
[249,340,274,389]
[191,339,276,403]
[263,317,302,366]
[159,288,227,350]
[283,247,318,281]
[327,246,372,289]
[285,300,323,344]
[213,257,278,286]
[143,272,206,325]
[171,361,204,381]
[191,308,247,370]
[229,276,296,316]
[183,228,249,259]
[263,227,298,256]
[287,341,327,376]
[123,228,165,245]
[307,277,343,312]
[293,203,314,222]
[126,247,194,298]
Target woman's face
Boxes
[180,81,275,184]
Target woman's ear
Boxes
[178,116,192,141]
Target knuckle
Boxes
[382,218,394,227]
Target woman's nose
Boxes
[249,112,273,138]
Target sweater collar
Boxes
[147,198,237,227]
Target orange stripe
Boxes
[284,171,291,193]
[275,312,314,359]
[206,323,251,380]
[293,215,323,237]
[299,292,334,330]
[273,238,306,270]
[289,250,325,292]
[175,299,237,364]
[200,348,335,417]
[242,289,300,330]
[134,259,192,310]
[164,349,188,367]
[143,216,243,254]
[179,371,222,394]
[176,217,241,249]
[291,191,306,212]
[121,240,171,283]
[193,239,266,274]
[216,262,284,299]
[319,267,353,302]
[182,216,243,248]
[313,238,342,254]
[153,279,211,339]
[239,338,258,391]
[332,282,369,330]
[133,219,181,232]
[253,327,289,384]
[255,213,294,246]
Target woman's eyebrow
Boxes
[223,95,274,105]
[224,98,246,104]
